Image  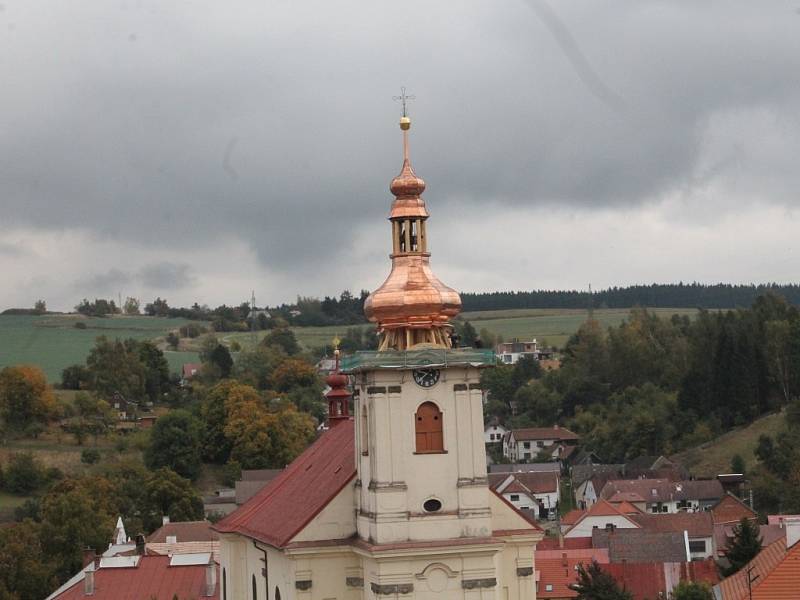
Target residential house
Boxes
[600,478,724,513]
[484,420,508,444]
[714,517,800,599]
[717,473,746,496]
[181,363,202,385]
[111,391,137,421]
[536,547,610,599]
[233,468,283,506]
[564,500,641,538]
[147,520,219,544]
[592,528,690,563]
[503,426,579,462]
[203,489,237,518]
[489,471,560,519]
[575,472,621,509]
[629,512,716,560]
[496,340,553,365]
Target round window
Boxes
[423,498,442,513]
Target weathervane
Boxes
[393,87,415,117]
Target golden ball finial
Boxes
[399,116,411,131]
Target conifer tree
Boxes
[720,517,762,576]
[570,560,633,600]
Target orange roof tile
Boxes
[716,536,787,600]
[751,540,800,600]
[536,548,610,598]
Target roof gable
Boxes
[711,492,757,524]
[214,419,355,548]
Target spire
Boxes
[325,337,351,426]
[363,92,462,351]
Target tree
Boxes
[81,448,101,464]
[85,337,146,401]
[672,581,713,600]
[199,381,261,463]
[730,453,746,475]
[145,467,204,524]
[132,340,170,402]
[208,344,233,378]
[513,381,560,427]
[4,452,46,494]
[570,560,632,600]
[144,410,203,480]
[33,299,46,314]
[166,332,180,349]
[123,296,141,315]
[234,345,285,390]
[262,328,300,355]
[0,520,57,600]
[0,365,57,432]
[271,358,319,392]
[720,517,762,576]
[144,297,170,317]
[39,477,116,579]
[61,363,90,390]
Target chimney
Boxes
[204,562,217,597]
[558,532,564,549]
[84,563,96,596]
[162,515,170,526]
[784,516,800,548]
[561,552,568,567]
[82,547,96,568]
[135,534,146,555]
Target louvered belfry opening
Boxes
[415,401,444,453]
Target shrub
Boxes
[81,448,101,465]
[74,321,87,329]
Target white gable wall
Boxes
[564,515,639,538]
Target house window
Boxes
[523,442,531,449]
[536,441,544,448]
[524,453,531,459]
[415,402,444,453]
[545,584,553,592]
[510,494,520,501]
[688,540,706,553]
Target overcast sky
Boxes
[2,1,799,311]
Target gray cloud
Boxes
[139,262,194,290]
[1,1,799,309]
[74,268,132,293]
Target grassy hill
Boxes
[0,314,201,381]
[671,410,786,478]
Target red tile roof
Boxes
[630,512,714,537]
[536,548,610,598]
[716,536,787,600]
[566,500,640,534]
[561,509,586,526]
[147,520,218,543]
[490,471,559,495]
[537,536,593,550]
[512,426,579,441]
[601,478,724,503]
[711,493,757,524]
[52,555,218,600]
[608,491,645,503]
[214,419,355,548]
[614,501,643,515]
[752,538,800,599]
[767,514,800,526]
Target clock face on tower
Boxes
[412,368,440,388]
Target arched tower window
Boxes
[252,574,257,600]
[415,402,443,453]
[222,568,227,600]
[275,587,281,600]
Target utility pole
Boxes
[251,290,257,348]
[587,283,594,322]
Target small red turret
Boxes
[325,344,351,427]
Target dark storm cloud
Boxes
[139,262,194,290]
[1,0,799,282]
[75,268,132,293]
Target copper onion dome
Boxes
[364,114,462,351]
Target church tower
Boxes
[346,110,496,546]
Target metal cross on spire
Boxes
[393,86,415,117]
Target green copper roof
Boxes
[340,348,496,373]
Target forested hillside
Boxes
[462,283,800,312]
[481,292,800,514]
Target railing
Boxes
[340,348,496,372]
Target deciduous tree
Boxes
[0,365,57,432]
[144,410,203,480]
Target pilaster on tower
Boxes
[363,113,462,351]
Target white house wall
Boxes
[565,515,638,538]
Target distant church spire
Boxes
[363,92,462,351]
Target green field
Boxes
[248,307,698,352]
[0,314,201,381]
